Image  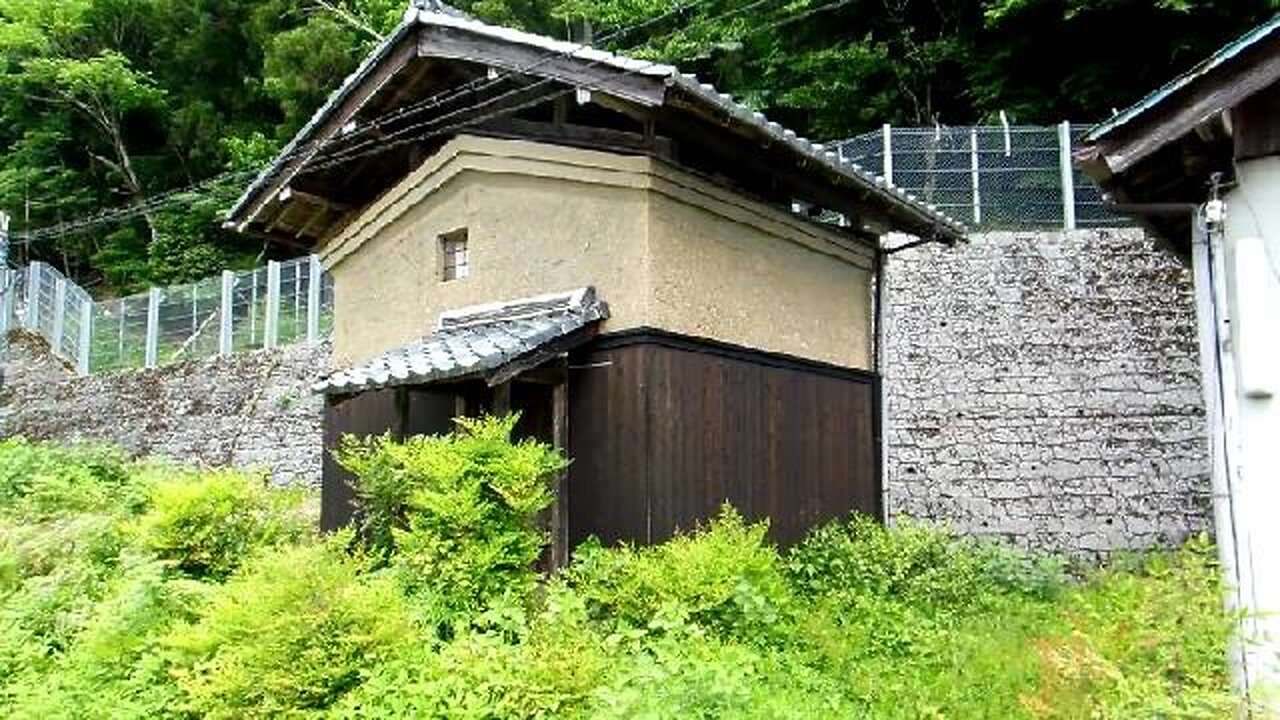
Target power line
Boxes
[301,0,780,172]
[13,0,790,245]
[11,3,725,245]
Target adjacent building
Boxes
[1078,15,1280,706]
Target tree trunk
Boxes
[108,124,158,245]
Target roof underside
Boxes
[315,287,608,394]
[227,8,965,247]
[1076,15,1280,253]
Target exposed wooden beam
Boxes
[238,36,417,230]
[549,372,569,570]
[417,25,666,107]
[486,324,601,387]
[1094,41,1280,175]
[279,187,352,213]
[470,117,675,159]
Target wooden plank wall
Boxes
[320,387,456,531]
[567,333,879,549]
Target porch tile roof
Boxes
[313,287,607,394]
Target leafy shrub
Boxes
[0,436,1238,718]
[165,538,412,718]
[135,470,311,579]
[589,632,853,720]
[1023,536,1238,718]
[338,415,565,626]
[0,438,141,519]
[562,506,794,644]
[3,558,207,719]
[332,609,610,720]
[786,514,1065,613]
[0,516,134,682]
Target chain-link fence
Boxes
[836,123,1127,230]
[2,256,333,376]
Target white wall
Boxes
[1221,156,1280,701]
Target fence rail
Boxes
[1,256,333,376]
[0,123,1124,375]
[836,122,1127,230]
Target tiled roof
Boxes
[314,287,607,394]
[228,4,966,242]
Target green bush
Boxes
[339,415,566,627]
[786,514,1066,612]
[0,438,141,520]
[1023,536,1237,718]
[562,506,793,645]
[135,470,311,579]
[3,558,206,719]
[332,609,610,719]
[0,435,1238,718]
[164,539,412,718]
[589,632,853,720]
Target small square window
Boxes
[440,229,468,281]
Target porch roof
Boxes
[314,287,607,394]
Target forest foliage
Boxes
[1,0,1276,293]
[0,425,1240,718]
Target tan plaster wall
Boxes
[322,135,874,369]
[647,187,874,368]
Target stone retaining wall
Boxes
[882,228,1212,555]
[0,331,329,486]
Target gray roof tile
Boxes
[313,287,607,394]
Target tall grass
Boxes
[0,430,1239,718]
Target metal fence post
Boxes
[0,212,8,362]
[0,269,12,338]
[970,128,982,225]
[76,297,91,374]
[882,123,894,186]
[306,255,322,343]
[144,286,161,368]
[1058,120,1077,231]
[264,259,281,349]
[219,270,235,356]
[24,263,41,329]
[52,277,67,354]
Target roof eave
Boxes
[224,12,422,230]
[1086,14,1280,144]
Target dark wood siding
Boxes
[568,331,879,549]
[566,344,652,546]
[320,387,456,531]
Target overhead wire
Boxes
[13,0,810,246]
[301,0,780,173]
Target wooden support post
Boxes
[306,255,322,342]
[970,128,982,225]
[264,260,281,349]
[882,123,894,186]
[549,380,569,570]
[492,381,511,415]
[76,297,91,375]
[1058,120,1077,231]
[51,277,66,353]
[219,270,235,356]
[144,287,161,368]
